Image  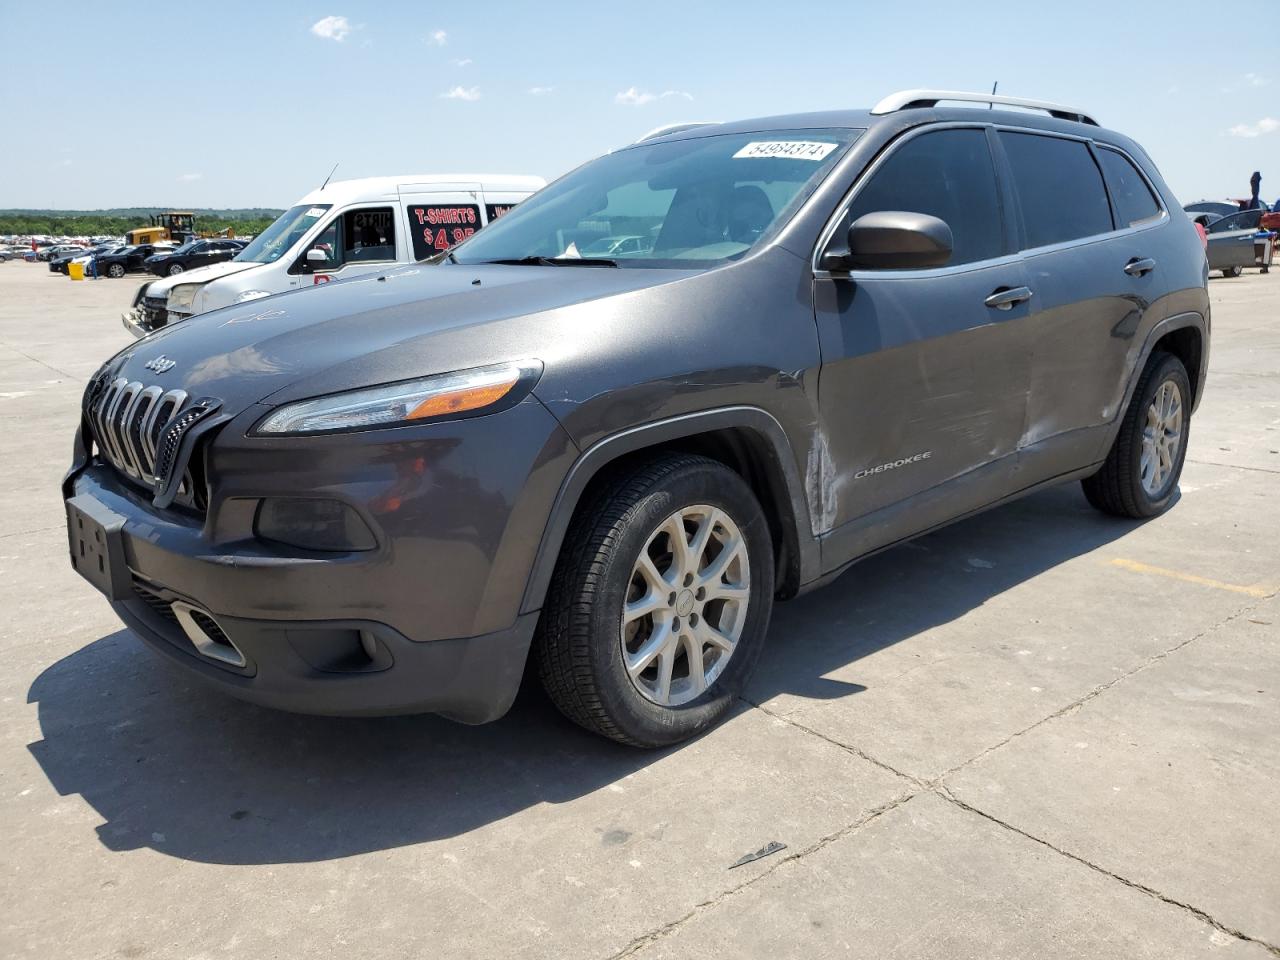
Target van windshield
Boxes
[235,204,332,264]
[451,129,857,268]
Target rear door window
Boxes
[843,127,1004,266]
[1000,132,1113,249]
[1097,148,1162,228]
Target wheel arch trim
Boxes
[1124,310,1209,418]
[519,406,819,615]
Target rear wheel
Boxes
[1223,265,1244,278]
[1082,351,1190,518]
[536,454,774,747]
[167,262,184,276]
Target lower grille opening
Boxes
[171,601,247,668]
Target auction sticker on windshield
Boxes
[732,141,838,161]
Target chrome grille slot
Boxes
[87,376,189,486]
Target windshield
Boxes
[235,204,332,264]
[452,129,857,268]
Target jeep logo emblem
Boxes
[144,355,176,374]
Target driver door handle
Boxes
[985,286,1034,311]
[1124,257,1157,277]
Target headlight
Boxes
[167,283,201,310]
[234,290,271,304]
[254,360,542,435]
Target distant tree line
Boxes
[0,208,284,237]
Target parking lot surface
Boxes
[0,262,1276,959]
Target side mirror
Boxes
[306,247,327,263]
[820,211,954,272]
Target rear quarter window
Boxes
[1000,132,1113,249]
[1097,148,1162,228]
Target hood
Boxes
[142,259,260,297]
[101,263,696,414]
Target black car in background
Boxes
[95,243,174,278]
[144,239,246,277]
[49,244,117,275]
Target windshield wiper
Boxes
[479,255,619,267]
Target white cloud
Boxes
[1227,117,1280,138]
[177,173,203,182]
[615,86,694,106]
[528,86,554,96]
[451,57,472,67]
[428,29,447,46]
[1245,72,1269,87]
[310,15,351,42]
[440,85,480,101]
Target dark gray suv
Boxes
[64,90,1209,747]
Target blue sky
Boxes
[1,1,1276,209]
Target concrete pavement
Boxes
[0,262,1276,959]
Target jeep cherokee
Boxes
[64,90,1210,747]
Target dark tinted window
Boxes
[844,128,1003,266]
[1098,148,1161,228]
[1000,132,1113,248]
[1208,209,1261,234]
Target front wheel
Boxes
[167,263,184,276]
[1223,265,1244,278]
[536,454,774,747]
[107,263,125,278]
[1083,351,1191,518]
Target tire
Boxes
[1223,265,1243,278]
[1082,351,1191,518]
[536,453,774,747]
[167,262,184,276]
[107,263,125,278]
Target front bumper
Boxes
[69,466,540,721]
[65,395,575,721]
[115,584,539,722]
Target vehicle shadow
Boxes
[26,482,1146,865]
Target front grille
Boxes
[85,377,207,511]
[89,378,188,484]
[142,296,167,328]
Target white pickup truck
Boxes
[123,173,545,338]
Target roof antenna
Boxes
[319,162,340,192]
[990,81,998,108]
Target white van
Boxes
[122,173,545,338]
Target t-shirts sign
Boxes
[408,203,481,260]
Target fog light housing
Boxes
[255,498,376,552]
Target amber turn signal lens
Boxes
[406,373,520,420]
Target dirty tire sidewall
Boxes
[539,455,774,747]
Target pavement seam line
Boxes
[934,785,1280,957]
[603,790,923,959]
[0,340,77,380]
[739,696,927,788]
[933,597,1269,783]
[1187,458,1280,476]
[0,525,61,541]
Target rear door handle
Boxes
[1124,257,1157,277]
[985,286,1034,311]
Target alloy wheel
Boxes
[620,505,750,707]
[1141,380,1183,496]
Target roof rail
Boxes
[870,89,1098,127]
[634,121,720,143]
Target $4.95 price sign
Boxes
[408,204,481,259]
